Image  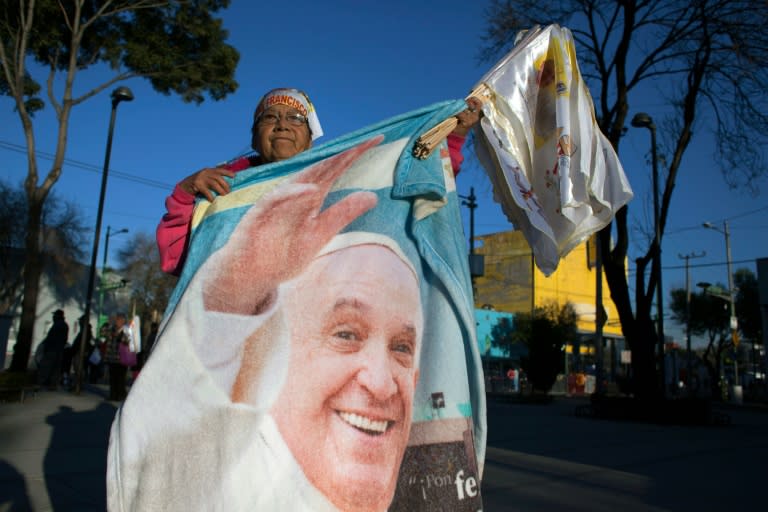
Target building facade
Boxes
[472,230,626,392]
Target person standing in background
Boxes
[104,313,131,401]
[67,315,94,389]
[36,310,69,390]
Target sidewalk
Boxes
[4,387,767,511]
[482,395,768,511]
[0,385,117,511]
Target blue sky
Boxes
[2,1,767,347]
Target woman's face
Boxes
[251,104,312,162]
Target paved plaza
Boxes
[1,387,766,511]
[482,396,768,511]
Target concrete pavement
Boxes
[2,388,767,511]
[0,385,116,512]
[481,396,768,511]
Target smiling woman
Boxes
[252,102,313,162]
[155,86,480,278]
[156,87,323,275]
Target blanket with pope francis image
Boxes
[108,99,487,512]
[107,24,631,512]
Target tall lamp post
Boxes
[97,225,129,328]
[631,112,665,394]
[75,86,134,394]
[703,220,740,401]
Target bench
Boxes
[0,386,38,403]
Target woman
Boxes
[155,88,481,275]
[104,313,131,401]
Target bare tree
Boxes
[480,0,768,398]
[0,179,88,315]
[0,1,238,370]
[115,232,177,330]
[0,182,27,315]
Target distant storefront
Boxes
[474,308,527,393]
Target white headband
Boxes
[256,88,323,140]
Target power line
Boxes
[0,139,174,191]
[715,206,768,223]
[662,258,757,271]
[666,205,768,236]
[624,258,757,277]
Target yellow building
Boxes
[472,230,626,390]
[473,230,622,336]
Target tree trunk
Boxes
[601,226,659,400]
[8,199,44,371]
[628,317,660,400]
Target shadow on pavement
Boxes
[44,398,117,511]
[0,459,33,511]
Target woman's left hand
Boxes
[202,137,382,315]
[452,97,483,136]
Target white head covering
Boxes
[255,87,323,140]
[315,231,418,282]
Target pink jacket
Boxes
[157,134,468,275]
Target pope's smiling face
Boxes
[271,244,422,512]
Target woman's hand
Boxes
[452,97,483,137]
[203,136,382,315]
[179,167,237,202]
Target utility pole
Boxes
[459,188,483,296]
[679,251,705,396]
[463,187,477,255]
[723,221,738,388]
[703,220,740,402]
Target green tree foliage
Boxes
[668,268,764,396]
[489,315,514,357]
[509,302,578,393]
[115,232,177,332]
[480,0,768,398]
[734,268,762,344]
[670,284,729,394]
[0,1,239,371]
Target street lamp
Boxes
[631,112,665,394]
[97,225,129,327]
[75,86,134,394]
[703,220,740,400]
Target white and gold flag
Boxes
[473,24,633,275]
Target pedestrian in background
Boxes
[67,315,94,389]
[36,309,69,390]
[104,313,131,401]
[89,321,111,383]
